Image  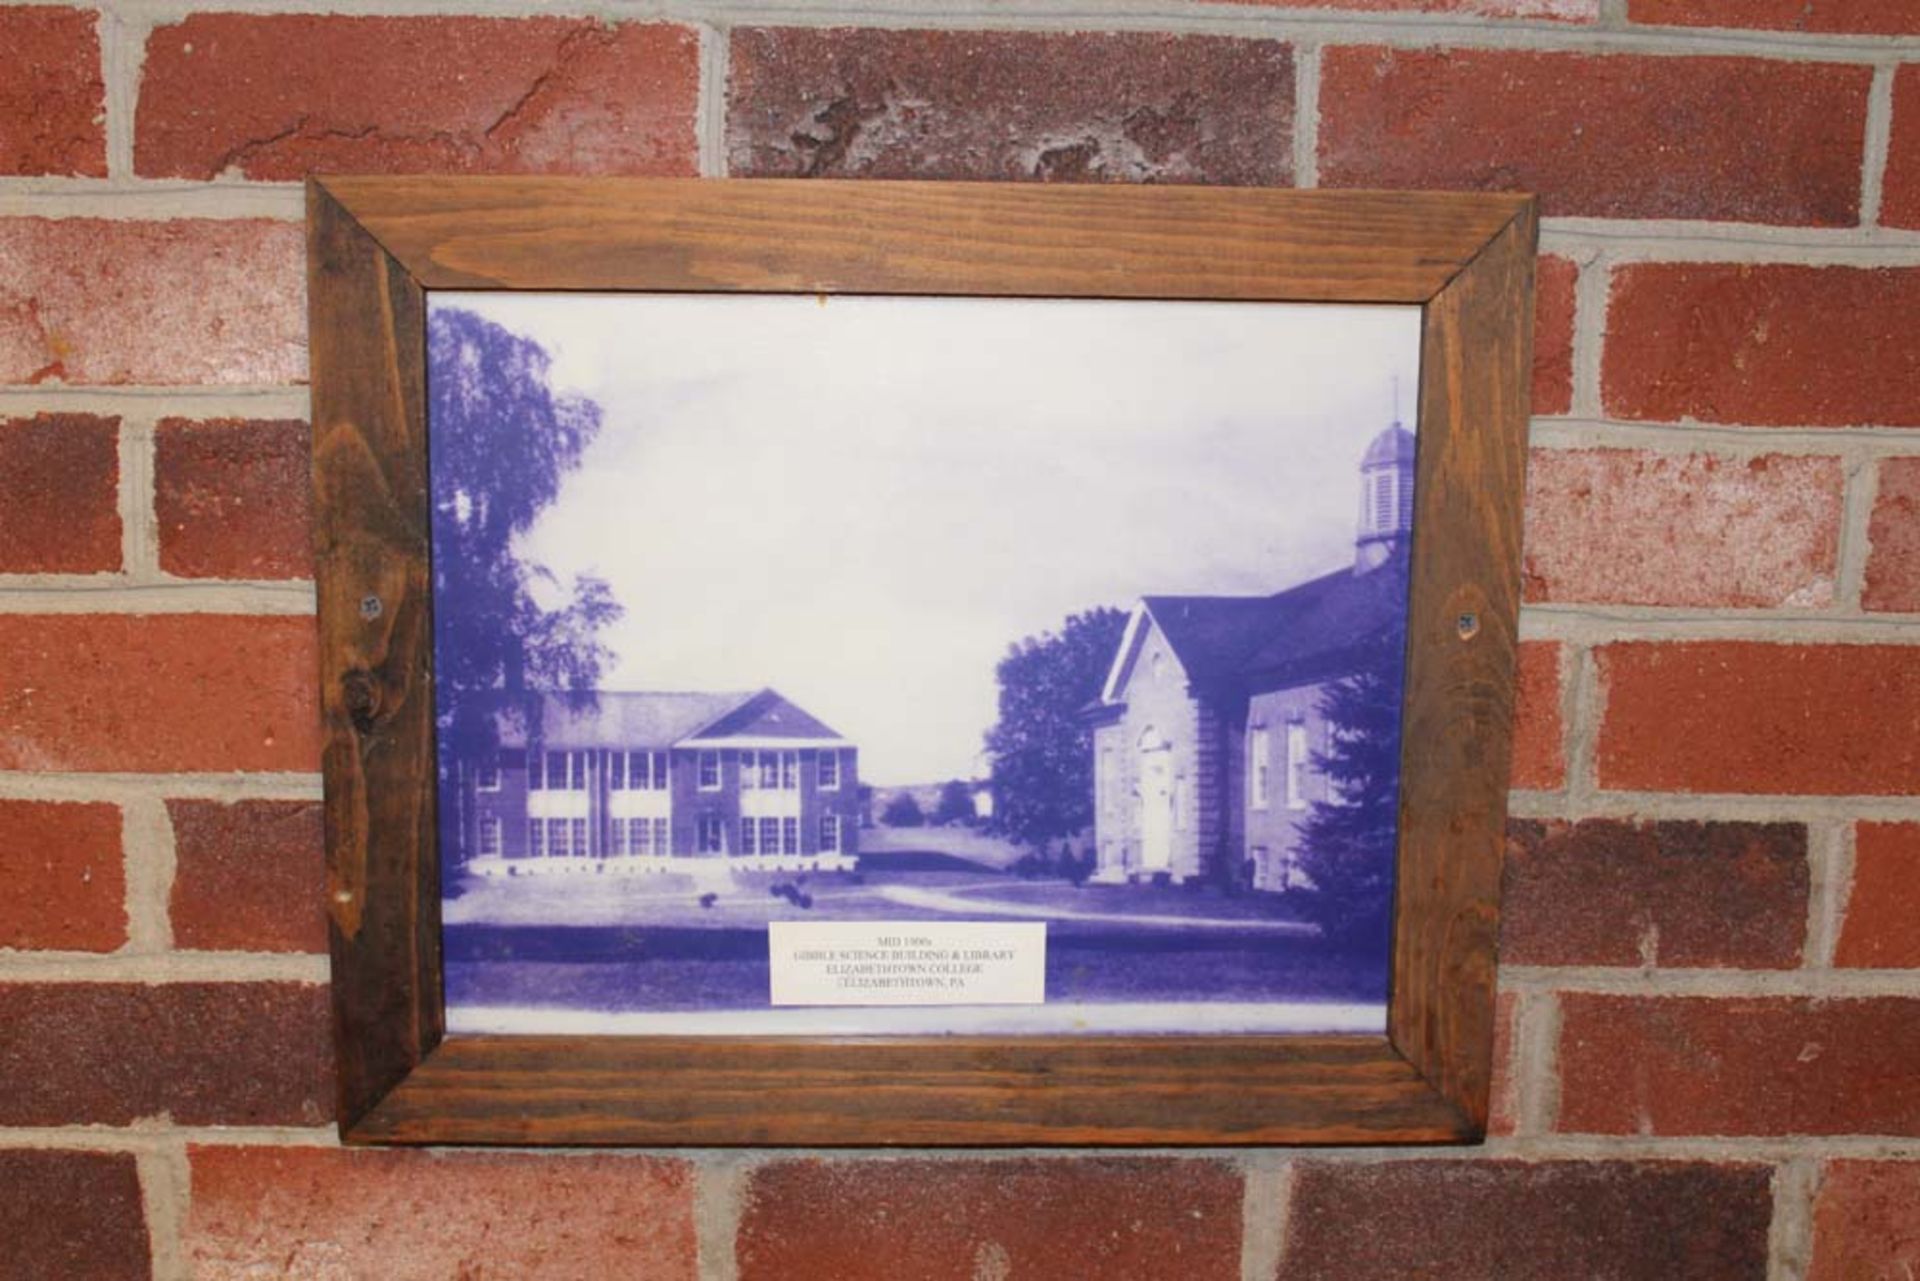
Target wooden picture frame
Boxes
[310,176,1534,1146]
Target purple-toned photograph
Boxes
[428,292,1420,1037]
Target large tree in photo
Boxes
[984,607,1128,850]
[429,307,623,851]
[1296,618,1408,949]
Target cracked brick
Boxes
[728,28,1293,185]
[135,15,698,180]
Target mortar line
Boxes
[1515,988,1565,1136]
[119,794,177,954]
[1860,63,1897,228]
[1505,789,1920,823]
[1517,609,1920,642]
[119,417,160,579]
[1241,1157,1291,1281]
[100,8,141,183]
[1498,964,1920,996]
[0,772,322,803]
[695,1154,754,1281]
[1528,418,1920,456]
[1815,821,1858,969]
[1837,452,1882,611]
[0,952,329,982]
[0,1126,337,1152]
[697,21,730,178]
[1766,1156,1820,1281]
[0,387,311,418]
[137,1139,192,1281]
[1568,251,1610,420]
[0,580,316,614]
[1560,642,1600,806]
[1290,42,1319,189]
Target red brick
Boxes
[0,8,105,177]
[1509,641,1564,791]
[1503,819,1807,967]
[1558,995,1920,1134]
[155,418,312,580]
[1631,0,1920,34]
[1809,1162,1920,1281]
[0,1150,149,1281]
[1596,642,1920,795]
[1532,255,1576,416]
[0,413,119,573]
[0,218,303,386]
[186,1147,696,1278]
[1604,263,1920,427]
[1835,822,1920,968]
[1318,48,1868,225]
[137,16,698,182]
[168,800,325,953]
[1864,456,1920,612]
[738,1158,1241,1281]
[1886,68,1920,230]
[0,982,330,1125]
[1225,0,1594,14]
[1523,449,1843,608]
[0,800,124,952]
[728,29,1293,184]
[0,615,320,773]
[1282,1160,1772,1278]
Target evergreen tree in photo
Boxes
[984,606,1129,850]
[1297,620,1408,949]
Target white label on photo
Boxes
[769,921,1046,1007]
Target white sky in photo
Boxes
[433,292,1420,786]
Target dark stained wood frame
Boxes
[310,177,1534,1146]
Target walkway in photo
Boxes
[874,883,1322,935]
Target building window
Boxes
[820,815,840,853]
[1250,728,1271,811]
[783,817,800,855]
[622,750,663,790]
[1371,471,1395,532]
[623,817,643,855]
[1286,723,1311,811]
[781,751,799,790]
[609,819,626,855]
[479,817,501,857]
[475,757,501,792]
[526,751,545,791]
[549,817,570,857]
[527,819,544,858]
[760,817,780,857]
[544,750,588,792]
[655,818,671,857]
[698,750,721,791]
[740,818,757,855]
[697,815,725,854]
[573,817,589,857]
[818,751,840,790]
[607,751,625,791]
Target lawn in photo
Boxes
[428,291,1421,1036]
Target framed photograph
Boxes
[311,177,1534,1145]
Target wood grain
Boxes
[1392,203,1538,1131]
[317,176,1526,303]
[308,176,1534,1147]
[309,181,444,1133]
[352,1035,1469,1147]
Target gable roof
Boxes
[481,687,851,749]
[682,688,848,743]
[1124,548,1409,697]
[488,690,756,749]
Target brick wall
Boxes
[1,1,1916,1277]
